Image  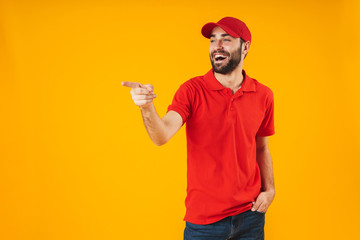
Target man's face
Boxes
[209,27,243,74]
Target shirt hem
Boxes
[183,204,253,225]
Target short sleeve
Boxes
[167,82,194,125]
[256,90,275,137]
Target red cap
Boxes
[201,17,251,43]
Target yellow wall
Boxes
[1,0,359,239]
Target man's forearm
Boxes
[256,149,275,193]
[122,81,183,146]
[140,103,169,146]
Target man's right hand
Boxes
[121,81,157,108]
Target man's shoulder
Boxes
[251,77,274,96]
[179,74,206,90]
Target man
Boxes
[122,16,275,240]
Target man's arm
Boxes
[122,81,183,146]
[251,136,275,212]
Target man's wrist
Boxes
[261,187,275,194]
[139,102,154,111]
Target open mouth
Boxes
[213,54,228,63]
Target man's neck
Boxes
[214,64,244,94]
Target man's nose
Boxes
[214,40,224,50]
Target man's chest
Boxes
[188,90,266,137]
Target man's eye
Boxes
[224,39,230,42]
[210,40,215,43]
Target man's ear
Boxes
[242,41,250,60]
[244,41,250,54]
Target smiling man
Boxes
[122,17,275,240]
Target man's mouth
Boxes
[213,53,228,63]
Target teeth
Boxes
[214,54,227,61]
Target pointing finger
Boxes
[121,81,144,89]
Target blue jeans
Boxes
[184,210,265,240]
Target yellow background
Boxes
[1,0,359,239]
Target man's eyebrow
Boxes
[210,33,231,38]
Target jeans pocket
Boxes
[256,210,266,214]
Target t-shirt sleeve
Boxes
[167,82,194,125]
[256,89,275,137]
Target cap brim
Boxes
[201,22,240,39]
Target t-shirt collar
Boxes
[204,69,256,92]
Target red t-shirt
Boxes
[167,69,275,225]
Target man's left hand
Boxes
[251,190,275,213]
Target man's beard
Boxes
[210,42,242,74]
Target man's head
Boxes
[201,17,251,74]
